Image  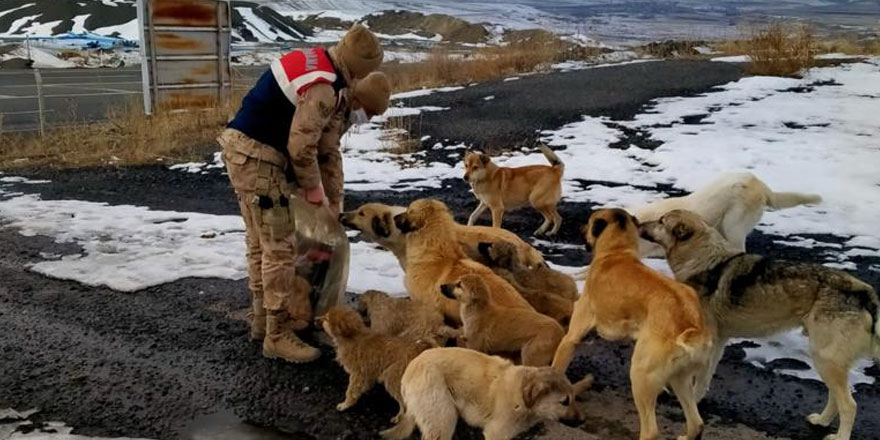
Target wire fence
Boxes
[0,52,263,134]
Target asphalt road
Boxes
[1,60,879,440]
[0,65,266,132]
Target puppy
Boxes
[442,274,565,366]
[358,290,460,346]
[394,199,534,323]
[478,241,576,325]
[382,347,576,440]
[641,209,880,440]
[318,306,432,431]
[464,144,564,235]
[340,202,545,270]
[553,209,712,440]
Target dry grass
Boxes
[382,36,602,92]
[2,35,604,167]
[742,23,815,77]
[0,96,238,168]
[379,113,422,155]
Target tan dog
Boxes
[382,347,576,440]
[464,144,564,235]
[441,274,564,366]
[552,209,712,440]
[340,202,545,270]
[478,241,576,325]
[394,199,534,323]
[641,209,880,440]
[358,290,460,346]
[318,306,432,434]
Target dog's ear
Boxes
[477,242,494,262]
[334,309,364,339]
[394,213,413,233]
[590,218,608,241]
[372,213,392,238]
[613,210,629,229]
[479,153,490,165]
[672,223,693,242]
[522,370,553,409]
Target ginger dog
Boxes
[358,290,460,346]
[478,241,576,325]
[340,202,545,270]
[394,199,534,323]
[317,306,432,434]
[441,274,564,366]
[552,209,712,440]
[464,144,564,235]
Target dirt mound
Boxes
[364,10,489,44]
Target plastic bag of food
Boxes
[289,195,350,317]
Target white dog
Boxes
[574,172,821,279]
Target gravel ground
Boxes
[2,60,879,440]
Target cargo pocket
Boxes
[223,150,257,193]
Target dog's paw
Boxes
[336,402,352,412]
[807,413,833,427]
[823,435,841,440]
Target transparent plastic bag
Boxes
[290,195,350,317]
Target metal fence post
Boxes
[33,69,45,137]
[136,0,152,115]
[26,34,32,63]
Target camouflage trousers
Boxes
[217,128,311,328]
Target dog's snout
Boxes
[463,173,470,182]
[440,284,456,299]
[638,222,658,242]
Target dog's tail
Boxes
[538,143,565,169]
[765,190,822,210]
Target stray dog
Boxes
[317,306,433,433]
[340,202,544,270]
[478,241,576,325]
[442,274,565,366]
[572,172,822,280]
[553,209,712,440]
[358,290,460,346]
[382,347,577,440]
[640,209,880,440]
[464,144,564,235]
[394,199,534,322]
[634,172,821,256]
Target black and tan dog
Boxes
[553,209,712,440]
[640,209,880,440]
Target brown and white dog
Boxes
[552,209,712,440]
[393,199,534,323]
[339,202,545,270]
[463,144,564,235]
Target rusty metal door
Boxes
[138,0,232,113]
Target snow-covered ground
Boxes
[2,58,880,386]
[0,407,150,439]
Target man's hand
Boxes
[298,185,326,206]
